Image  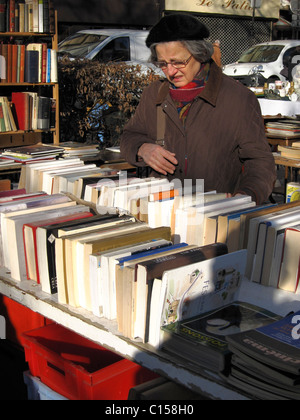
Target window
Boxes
[95,37,130,62]
[238,45,284,64]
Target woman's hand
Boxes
[138,143,178,176]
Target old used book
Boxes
[266,121,300,137]
[35,213,120,303]
[24,207,93,293]
[250,209,300,285]
[89,239,173,319]
[245,206,300,281]
[156,250,247,351]
[225,310,300,399]
[4,198,75,281]
[175,195,254,246]
[68,220,143,310]
[240,201,300,251]
[136,242,228,344]
[278,224,300,293]
[278,145,300,159]
[116,243,193,339]
[161,302,279,373]
[52,214,135,305]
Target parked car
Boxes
[58,29,151,63]
[223,40,300,86]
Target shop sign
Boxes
[164,0,280,19]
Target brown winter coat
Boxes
[120,61,276,204]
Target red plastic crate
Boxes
[21,323,158,400]
[0,296,52,346]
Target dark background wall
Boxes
[53,0,161,39]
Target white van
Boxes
[58,29,151,63]
[223,40,300,86]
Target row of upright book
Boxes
[0,0,55,33]
[0,159,299,399]
[0,94,56,132]
[0,42,58,83]
[17,160,300,299]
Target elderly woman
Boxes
[120,14,276,204]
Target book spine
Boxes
[0,103,6,132]
[42,0,48,32]
[38,0,42,32]
[7,43,12,82]
[0,0,6,32]
[19,43,25,82]
[37,96,50,130]
[24,49,39,83]
[11,43,17,82]
[9,0,15,32]
[50,48,57,82]
[1,44,7,82]
[14,0,19,32]
[19,1,24,32]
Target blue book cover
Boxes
[257,310,300,350]
[117,242,188,267]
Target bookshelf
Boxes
[0,9,59,148]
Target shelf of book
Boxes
[0,269,249,400]
[0,9,59,146]
[0,32,55,37]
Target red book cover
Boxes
[23,211,94,283]
[0,188,26,199]
[19,44,25,83]
[11,91,29,130]
[9,0,15,32]
[11,44,17,82]
[7,44,12,82]
[41,43,47,83]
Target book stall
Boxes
[1,2,300,401]
[0,152,298,400]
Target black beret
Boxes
[146,14,210,48]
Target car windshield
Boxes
[58,34,108,58]
[237,45,284,64]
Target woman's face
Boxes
[156,41,201,88]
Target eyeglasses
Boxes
[154,55,193,70]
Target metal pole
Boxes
[252,0,256,38]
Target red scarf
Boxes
[169,62,210,125]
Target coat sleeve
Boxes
[120,83,158,167]
[235,91,276,204]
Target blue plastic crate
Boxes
[23,371,68,401]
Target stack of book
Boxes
[18,157,119,195]
[0,0,55,33]
[161,301,280,373]
[265,120,300,138]
[278,144,300,159]
[59,142,100,160]
[225,311,300,400]
[0,42,57,83]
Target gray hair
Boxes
[149,40,214,64]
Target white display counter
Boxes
[259,98,300,117]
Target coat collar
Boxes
[156,60,222,107]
